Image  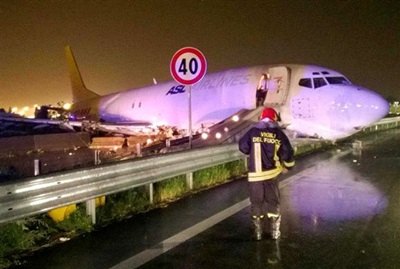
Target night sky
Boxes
[0,0,399,109]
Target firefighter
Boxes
[239,107,295,240]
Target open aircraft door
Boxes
[264,66,291,106]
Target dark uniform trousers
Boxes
[248,178,280,217]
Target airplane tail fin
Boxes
[65,46,100,103]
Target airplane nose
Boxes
[352,87,389,126]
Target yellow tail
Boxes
[65,46,100,103]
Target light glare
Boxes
[63,103,72,110]
[232,115,239,122]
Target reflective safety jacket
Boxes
[238,120,295,182]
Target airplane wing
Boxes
[0,113,157,137]
[0,114,77,137]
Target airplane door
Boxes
[264,66,290,106]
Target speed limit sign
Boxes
[170,47,207,85]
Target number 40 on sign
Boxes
[170,47,207,86]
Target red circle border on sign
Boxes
[170,47,207,85]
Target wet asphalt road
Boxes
[16,129,400,269]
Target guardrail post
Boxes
[86,199,96,224]
[136,143,142,157]
[147,183,154,204]
[186,172,193,190]
[34,159,40,176]
[85,150,101,224]
[244,156,248,171]
[94,150,101,165]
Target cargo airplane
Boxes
[65,46,388,140]
[1,47,388,139]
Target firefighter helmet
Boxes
[260,107,278,121]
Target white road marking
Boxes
[110,158,345,269]
[110,199,250,269]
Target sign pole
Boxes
[188,85,192,149]
[170,47,207,149]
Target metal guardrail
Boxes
[0,144,243,224]
[362,116,400,132]
[1,116,399,224]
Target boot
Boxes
[269,215,281,240]
[252,215,264,240]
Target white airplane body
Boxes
[67,46,388,140]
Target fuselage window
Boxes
[326,76,351,85]
[132,102,142,108]
[299,78,312,88]
[313,77,327,88]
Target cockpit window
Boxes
[299,78,312,88]
[326,76,351,85]
[313,77,327,88]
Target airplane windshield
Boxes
[325,76,351,85]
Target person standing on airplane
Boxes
[256,73,271,107]
[239,107,295,240]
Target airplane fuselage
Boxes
[72,66,260,127]
[66,45,388,141]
